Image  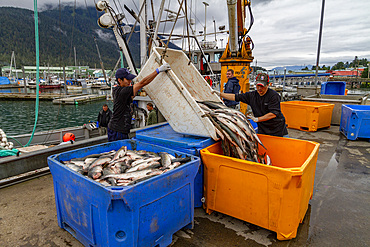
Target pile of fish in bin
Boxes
[198,101,271,166]
[62,146,191,186]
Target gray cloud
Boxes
[0,0,369,69]
[53,26,67,36]
[94,29,117,45]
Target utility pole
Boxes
[314,0,325,87]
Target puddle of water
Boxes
[318,153,338,184]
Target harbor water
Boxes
[0,87,368,137]
[0,87,112,136]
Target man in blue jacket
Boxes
[223,69,240,109]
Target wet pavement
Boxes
[0,126,369,246]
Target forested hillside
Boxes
[0,6,177,69]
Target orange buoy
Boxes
[63,133,75,142]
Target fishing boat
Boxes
[39,77,62,89]
[0,123,103,183]
[65,79,91,91]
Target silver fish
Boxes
[89,156,112,169]
[214,108,248,121]
[130,157,161,167]
[66,163,84,174]
[70,160,85,167]
[116,180,132,186]
[266,154,272,166]
[88,165,103,179]
[159,152,172,168]
[214,115,249,143]
[126,161,161,173]
[103,167,118,186]
[101,169,155,181]
[111,146,127,162]
[167,161,181,170]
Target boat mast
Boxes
[9,51,18,81]
[74,46,77,79]
[94,37,108,86]
[140,0,147,67]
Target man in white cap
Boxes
[108,64,171,141]
[213,72,288,137]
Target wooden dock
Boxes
[0,93,106,103]
[0,93,60,101]
[52,94,106,104]
[0,85,23,89]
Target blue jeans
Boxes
[107,128,129,142]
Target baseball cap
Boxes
[115,68,136,80]
[256,73,269,87]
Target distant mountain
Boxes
[271,65,314,71]
[0,6,179,69]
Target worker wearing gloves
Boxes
[108,64,171,141]
[213,73,288,137]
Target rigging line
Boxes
[40,0,64,145]
[114,0,130,24]
[131,1,151,37]
[25,0,41,147]
[241,3,254,40]
[84,0,103,69]
[162,0,185,62]
[188,4,204,28]
[112,0,122,15]
[130,0,141,17]
[105,5,138,73]
[115,0,125,14]
[150,0,155,21]
[175,0,192,52]
[58,0,63,77]
[69,0,77,65]
[127,1,146,43]
[83,0,92,20]
[184,0,191,58]
[162,0,171,34]
[93,0,101,19]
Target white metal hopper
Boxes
[137,47,222,140]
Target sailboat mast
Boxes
[140,0,147,67]
[74,46,77,78]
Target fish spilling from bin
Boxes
[198,101,271,165]
[61,146,191,186]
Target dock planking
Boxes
[0,93,60,101]
[52,94,106,104]
[0,93,106,104]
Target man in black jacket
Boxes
[214,73,288,137]
[97,104,112,136]
[107,64,171,142]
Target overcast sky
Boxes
[1,0,369,70]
